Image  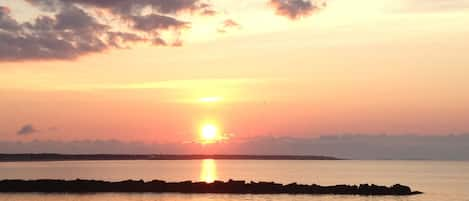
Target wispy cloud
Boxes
[217,19,241,33]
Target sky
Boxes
[1,0,469,148]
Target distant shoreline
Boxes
[0,154,342,162]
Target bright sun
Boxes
[201,124,218,142]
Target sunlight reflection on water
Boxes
[200,159,217,183]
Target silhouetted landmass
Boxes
[0,154,341,162]
[0,179,422,195]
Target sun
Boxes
[201,124,218,142]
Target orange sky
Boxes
[1,0,469,143]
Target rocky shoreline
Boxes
[0,179,422,195]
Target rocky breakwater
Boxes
[0,179,422,195]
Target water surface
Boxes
[0,160,468,201]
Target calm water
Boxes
[0,160,468,201]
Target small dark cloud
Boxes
[107,32,150,48]
[223,19,240,28]
[129,14,190,32]
[198,3,218,16]
[17,124,38,135]
[200,9,217,16]
[268,0,324,20]
[217,19,241,33]
[0,0,216,61]
[171,39,184,47]
[152,38,168,46]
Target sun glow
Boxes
[199,97,222,103]
[201,124,218,143]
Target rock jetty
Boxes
[0,179,422,195]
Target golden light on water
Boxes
[200,159,218,183]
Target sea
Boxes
[0,160,468,201]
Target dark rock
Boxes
[0,179,422,196]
